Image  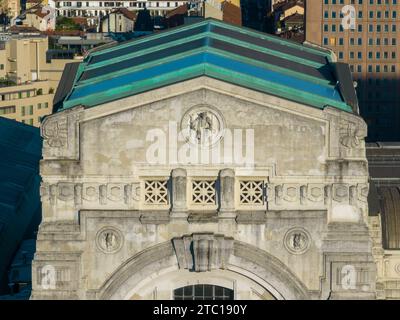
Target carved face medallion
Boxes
[181,105,224,147]
[284,228,311,255]
[96,227,123,254]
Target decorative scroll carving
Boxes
[339,120,365,149]
[283,184,300,202]
[57,183,74,202]
[357,184,369,202]
[82,184,98,201]
[42,117,68,148]
[332,184,349,202]
[307,184,324,202]
[107,184,124,202]
[172,233,234,272]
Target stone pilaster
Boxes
[170,168,188,219]
[219,168,236,218]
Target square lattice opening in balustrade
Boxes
[191,180,216,206]
[144,180,169,205]
[239,180,265,206]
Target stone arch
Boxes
[96,239,311,300]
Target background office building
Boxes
[305,0,400,141]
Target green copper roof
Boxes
[56,19,356,113]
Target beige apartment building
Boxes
[0,0,20,19]
[0,34,80,126]
[305,0,400,141]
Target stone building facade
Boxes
[31,19,377,300]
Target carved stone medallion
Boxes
[181,105,224,147]
[96,227,123,254]
[284,228,311,255]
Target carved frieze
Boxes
[41,182,140,208]
[267,182,368,209]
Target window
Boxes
[0,105,16,115]
[44,102,48,108]
[21,106,25,116]
[174,285,234,300]
[29,105,33,115]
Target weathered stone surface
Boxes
[32,79,376,300]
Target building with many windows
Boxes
[305,0,400,141]
[0,0,20,21]
[49,0,188,26]
[0,31,81,126]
